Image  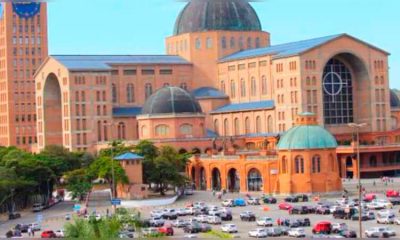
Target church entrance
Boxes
[43,73,63,146]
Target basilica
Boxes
[35,0,400,194]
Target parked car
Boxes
[365,227,396,238]
[263,197,277,204]
[316,206,331,215]
[195,215,209,223]
[388,197,400,205]
[142,227,159,237]
[377,214,395,224]
[331,223,348,233]
[295,194,309,202]
[150,210,164,218]
[198,223,212,233]
[14,224,29,233]
[367,202,386,210]
[158,226,174,236]
[172,219,189,228]
[248,228,268,238]
[297,218,311,227]
[207,216,222,225]
[351,212,370,221]
[284,196,299,203]
[234,198,246,207]
[119,230,134,239]
[41,230,57,238]
[247,197,261,205]
[162,209,178,220]
[32,203,45,212]
[333,208,357,220]
[149,217,165,227]
[221,224,238,233]
[339,230,357,238]
[256,217,273,227]
[289,206,309,215]
[29,222,41,232]
[278,202,293,210]
[54,229,64,238]
[8,212,21,220]
[312,221,332,234]
[184,188,194,195]
[265,227,283,237]
[279,226,290,236]
[386,190,399,198]
[222,199,235,207]
[288,228,306,238]
[220,212,233,221]
[364,193,377,202]
[240,211,256,221]
[183,223,202,234]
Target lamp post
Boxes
[348,122,367,239]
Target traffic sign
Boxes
[73,204,81,211]
[111,198,121,206]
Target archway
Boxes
[227,168,240,192]
[200,167,206,190]
[346,156,353,167]
[247,168,263,191]
[192,148,201,154]
[43,73,63,146]
[211,168,221,191]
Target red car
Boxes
[41,230,57,238]
[278,202,293,210]
[312,221,332,234]
[386,190,399,198]
[158,226,174,236]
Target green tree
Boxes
[64,216,122,239]
[64,169,92,201]
[134,140,158,184]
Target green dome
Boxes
[277,125,338,150]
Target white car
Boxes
[222,199,234,207]
[219,207,232,214]
[193,202,206,208]
[288,228,306,238]
[185,188,194,195]
[32,203,44,212]
[195,215,209,223]
[329,205,341,213]
[375,199,393,209]
[395,218,400,225]
[150,210,163,218]
[29,222,41,231]
[365,227,396,237]
[177,208,188,216]
[55,229,64,238]
[172,219,188,228]
[367,202,385,210]
[256,217,273,227]
[378,209,395,217]
[377,214,395,224]
[248,228,268,238]
[331,223,348,233]
[207,216,222,225]
[247,197,261,205]
[221,224,238,233]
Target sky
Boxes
[47,0,400,89]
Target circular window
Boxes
[323,72,343,96]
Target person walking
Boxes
[27,227,32,237]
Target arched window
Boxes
[281,156,287,174]
[206,37,212,49]
[261,76,267,95]
[195,38,201,49]
[240,78,246,97]
[214,119,219,135]
[230,37,235,48]
[255,37,260,48]
[97,121,102,141]
[221,36,227,49]
[239,37,244,49]
[155,124,169,137]
[267,116,273,132]
[145,83,152,99]
[180,124,193,135]
[141,125,147,138]
[103,121,108,141]
[247,37,252,48]
[126,83,134,103]
[295,155,304,174]
[220,80,226,93]
[112,83,117,103]
[312,155,321,173]
[323,58,353,124]
[234,118,240,135]
[224,119,229,136]
[230,80,236,98]
[250,77,256,96]
[245,117,251,134]
[247,168,262,191]
[256,116,261,133]
[118,122,126,139]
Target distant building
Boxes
[35,0,400,193]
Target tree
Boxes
[64,169,92,201]
[64,216,122,239]
[148,146,189,195]
[134,140,158,184]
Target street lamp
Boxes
[348,122,367,239]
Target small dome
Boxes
[277,125,338,150]
[173,0,262,35]
[192,87,228,99]
[141,87,203,115]
[390,90,400,108]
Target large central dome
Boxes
[173,0,262,35]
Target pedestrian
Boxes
[27,227,32,237]
[32,229,35,237]
[212,190,216,197]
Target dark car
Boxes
[284,196,298,203]
[316,206,331,215]
[333,208,356,220]
[279,226,290,236]
[9,212,21,220]
[263,197,277,204]
[183,223,201,234]
[220,212,233,221]
[351,213,369,221]
[297,218,311,227]
[199,223,212,233]
[240,211,256,221]
[340,230,357,238]
[289,206,309,215]
[15,224,29,233]
[295,194,309,202]
[388,197,400,205]
[162,209,178,220]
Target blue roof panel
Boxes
[220,34,343,62]
[52,55,191,71]
[113,107,142,117]
[192,87,228,99]
[211,100,274,114]
[114,152,144,161]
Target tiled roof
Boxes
[52,55,191,71]
[192,87,228,99]
[221,34,342,62]
[114,152,144,161]
[211,100,274,114]
[112,107,142,117]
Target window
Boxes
[247,37,252,48]
[240,79,246,97]
[103,121,108,141]
[206,37,212,48]
[117,122,126,139]
[195,38,201,49]
[230,80,236,98]
[295,156,304,174]
[221,37,227,49]
[126,83,135,103]
[220,81,226,93]
[180,124,193,135]
[112,84,117,103]
[223,119,229,136]
[261,76,267,95]
[145,83,152,99]
[239,37,244,49]
[323,58,354,125]
[155,124,169,137]
[281,156,287,174]
[230,37,235,48]
[160,69,173,75]
[245,117,251,134]
[312,155,321,173]
[123,69,137,75]
[141,69,155,75]
[255,37,260,48]
[214,119,219,135]
[234,118,240,135]
[250,77,256,96]
[97,121,102,141]
[256,116,261,133]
